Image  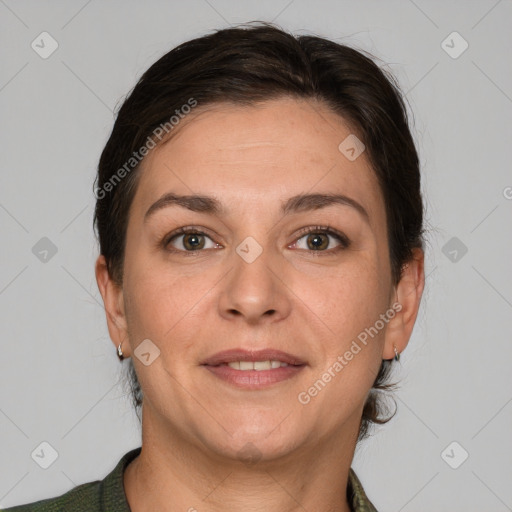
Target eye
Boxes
[162,225,350,255]
[291,226,350,253]
[164,227,219,253]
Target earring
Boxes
[393,345,401,362]
[117,342,124,361]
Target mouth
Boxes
[201,348,306,367]
[201,349,307,389]
[220,360,293,370]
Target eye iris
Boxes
[307,233,328,250]
[183,233,205,250]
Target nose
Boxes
[217,242,292,326]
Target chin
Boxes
[200,417,304,463]
[212,435,299,465]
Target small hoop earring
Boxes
[393,345,401,362]
[117,342,125,361]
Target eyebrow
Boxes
[144,192,370,224]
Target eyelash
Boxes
[162,225,350,256]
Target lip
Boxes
[200,348,307,367]
[201,348,307,390]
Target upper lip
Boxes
[201,349,307,366]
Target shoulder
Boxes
[1,480,102,512]
[1,447,141,512]
[348,467,379,512]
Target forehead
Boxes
[133,98,385,227]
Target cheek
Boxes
[124,276,181,339]
[304,268,388,407]
[122,246,175,337]
[122,251,217,347]
[305,257,388,338]
[301,268,390,398]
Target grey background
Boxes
[1,1,511,510]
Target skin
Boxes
[96,97,424,512]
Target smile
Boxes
[223,360,290,370]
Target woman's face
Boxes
[113,97,405,460]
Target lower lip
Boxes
[203,364,305,389]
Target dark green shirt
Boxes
[2,447,377,511]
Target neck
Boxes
[124,404,359,512]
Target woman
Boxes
[5,22,425,512]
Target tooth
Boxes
[254,360,271,371]
[227,360,289,371]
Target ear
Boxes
[382,247,425,360]
[95,255,130,358]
